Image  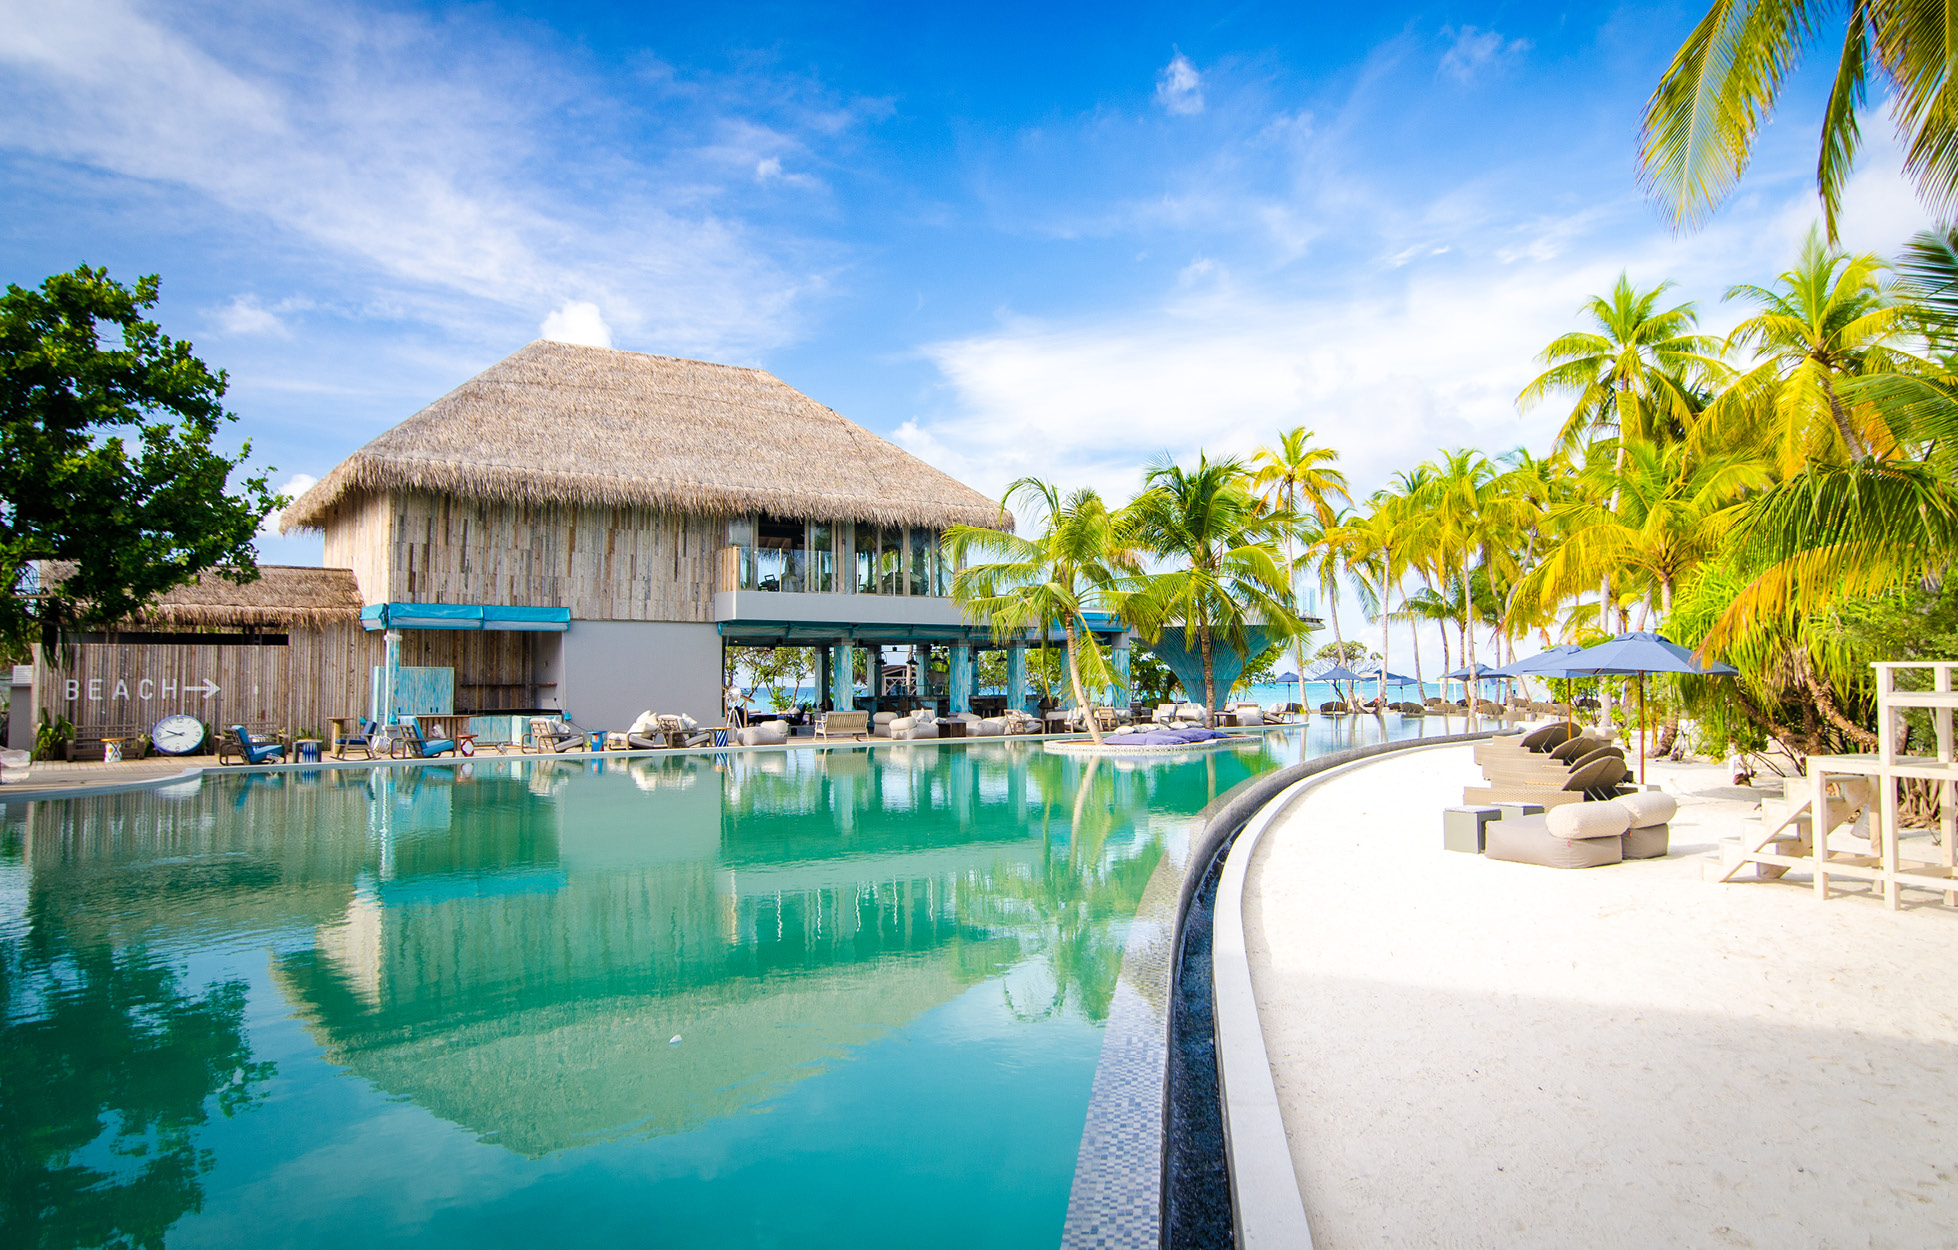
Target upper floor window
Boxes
[722,516,953,596]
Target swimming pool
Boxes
[0,717,1444,1249]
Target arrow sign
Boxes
[186,679,221,699]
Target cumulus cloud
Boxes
[259,472,319,534]
[215,294,288,336]
[539,300,613,348]
[1439,26,1529,84]
[1156,52,1203,116]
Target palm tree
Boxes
[1518,274,1728,453]
[945,479,1140,745]
[1641,1,1958,241]
[1520,276,1727,639]
[1249,427,1350,698]
[1124,455,1301,723]
[1706,230,1921,473]
[1429,449,1502,726]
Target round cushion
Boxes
[1616,791,1678,828]
[1546,801,1631,840]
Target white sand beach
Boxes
[1243,743,1958,1250]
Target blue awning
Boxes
[361,603,572,632]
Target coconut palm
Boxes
[1123,455,1301,723]
[1428,449,1504,725]
[945,479,1140,745]
[1641,0,1958,241]
[1705,230,1922,473]
[1520,276,1727,637]
[1518,274,1728,453]
[1249,427,1350,700]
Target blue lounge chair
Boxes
[333,718,378,760]
[221,725,286,766]
[392,717,458,759]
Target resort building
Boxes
[24,341,1152,742]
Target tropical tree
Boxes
[0,267,284,653]
[1641,0,1958,241]
[1703,230,1921,472]
[1249,427,1350,693]
[1123,455,1301,723]
[1518,274,1728,453]
[946,479,1140,744]
[1428,449,1504,725]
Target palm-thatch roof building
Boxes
[272,340,1022,728]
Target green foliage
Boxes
[1314,639,1371,663]
[0,267,284,653]
[975,648,1008,694]
[1232,640,1282,694]
[1127,649,1180,704]
[34,708,72,761]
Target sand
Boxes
[1242,744,1958,1250]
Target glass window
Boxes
[809,523,834,594]
[879,526,905,595]
[725,515,756,589]
[757,515,805,593]
[726,516,755,547]
[862,530,878,595]
[909,528,930,597]
[932,530,951,597]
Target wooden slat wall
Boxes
[34,623,544,737]
[321,492,395,604]
[350,491,720,621]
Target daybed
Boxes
[1483,791,1676,868]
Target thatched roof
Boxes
[41,562,362,629]
[281,340,1008,532]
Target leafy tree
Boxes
[1,267,283,653]
[1127,649,1180,705]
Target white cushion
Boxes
[628,710,659,734]
[873,711,899,724]
[1545,802,1631,840]
[974,718,1006,736]
[889,716,917,733]
[1615,791,1678,828]
[737,722,788,746]
[679,713,700,731]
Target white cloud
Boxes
[215,294,288,336]
[539,300,613,348]
[0,0,827,357]
[1156,52,1204,116]
[756,156,783,180]
[259,472,319,534]
[1438,27,1529,84]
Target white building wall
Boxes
[557,620,722,730]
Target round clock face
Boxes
[150,714,206,755]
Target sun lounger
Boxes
[524,717,586,753]
[219,725,286,766]
[1481,791,1675,867]
[392,716,458,759]
[736,719,790,746]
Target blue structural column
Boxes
[829,641,855,711]
[949,643,973,714]
[1007,644,1030,713]
[1109,636,1131,709]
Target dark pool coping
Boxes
[1060,728,1508,1250]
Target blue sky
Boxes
[0,0,1937,583]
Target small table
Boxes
[102,737,128,764]
[939,720,968,739]
[1217,713,1239,728]
[295,739,322,764]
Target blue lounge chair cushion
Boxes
[420,738,457,756]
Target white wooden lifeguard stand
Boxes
[1724,661,1958,908]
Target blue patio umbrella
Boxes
[1558,632,1739,782]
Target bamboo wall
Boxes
[35,623,546,737]
[324,490,721,622]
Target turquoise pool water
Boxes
[0,717,1440,1249]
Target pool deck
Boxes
[1239,744,1958,1249]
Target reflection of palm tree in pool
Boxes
[0,938,273,1249]
[965,754,1166,1023]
